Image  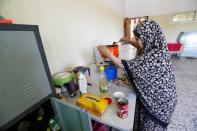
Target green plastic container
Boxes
[53,72,74,86]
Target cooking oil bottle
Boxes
[99,66,108,93]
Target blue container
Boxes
[104,66,117,81]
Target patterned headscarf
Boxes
[122,20,177,125]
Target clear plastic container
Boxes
[99,66,108,92]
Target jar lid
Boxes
[99,66,104,71]
[53,72,74,86]
[117,98,128,105]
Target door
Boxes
[51,98,92,131]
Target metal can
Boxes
[117,98,129,119]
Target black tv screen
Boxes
[0,24,54,130]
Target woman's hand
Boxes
[97,45,112,58]
[97,45,123,68]
[120,37,136,45]
[119,37,131,44]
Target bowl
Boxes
[113,92,125,102]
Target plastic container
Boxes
[99,66,108,92]
[101,45,119,58]
[104,66,117,81]
[118,44,136,60]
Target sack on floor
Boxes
[92,121,107,131]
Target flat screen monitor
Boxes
[0,24,55,130]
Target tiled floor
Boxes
[167,57,197,131]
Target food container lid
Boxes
[53,72,74,86]
[117,98,128,105]
[99,66,105,72]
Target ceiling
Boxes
[98,0,197,17]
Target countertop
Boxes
[63,64,136,130]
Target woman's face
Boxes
[131,37,143,50]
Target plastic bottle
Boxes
[99,66,108,92]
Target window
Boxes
[124,16,149,41]
[130,16,148,39]
[173,11,196,23]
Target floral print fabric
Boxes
[121,20,177,129]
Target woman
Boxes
[97,20,177,131]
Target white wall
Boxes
[151,14,197,42]
[97,0,126,16]
[0,0,123,74]
[126,0,197,18]
[86,0,197,18]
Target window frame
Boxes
[172,11,196,24]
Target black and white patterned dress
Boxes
[121,20,177,131]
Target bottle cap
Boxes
[99,66,104,72]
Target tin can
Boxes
[117,98,128,119]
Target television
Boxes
[0,24,55,130]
